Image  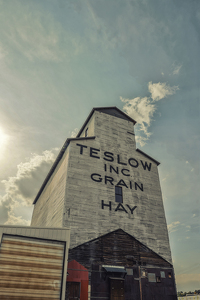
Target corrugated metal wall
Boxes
[0,234,65,300]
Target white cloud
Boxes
[120,96,155,137]
[4,214,30,226]
[121,81,179,146]
[135,135,149,147]
[167,221,180,233]
[148,81,179,102]
[71,128,79,138]
[173,65,182,75]
[0,148,59,225]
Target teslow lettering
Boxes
[103,151,114,162]
[128,158,139,168]
[76,143,87,154]
[117,155,127,166]
[90,147,100,159]
[140,160,152,171]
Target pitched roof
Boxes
[77,106,136,137]
[69,229,172,267]
[33,107,136,205]
[33,136,95,204]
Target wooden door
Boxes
[110,279,125,300]
[66,282,80,300]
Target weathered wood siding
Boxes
[68,229,177,300]
[31,107,171,263]
[31,149,70,228]
[68,229,171,269]
[63,110,171,263]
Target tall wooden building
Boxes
[31,107,177,300]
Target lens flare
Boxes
[0,127,8,150]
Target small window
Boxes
[148,273,156,282]
[115,186,123,203]
[85,128,88,137]
[168,272,172,278]
[160,271,165,278]
[156,276,161,283]
[126,268,133,276]
[141,270,147,277]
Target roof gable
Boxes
[69,229,172,268]
[77,106,136,137]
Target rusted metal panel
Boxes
[0,234,65,300]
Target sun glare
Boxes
[0,127,8,150]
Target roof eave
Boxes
[76,106,137,137]
[33,136,95,204]
[136,148,160,165]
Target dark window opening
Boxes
[85,128,88,137]
[156,276,161,283]
[168,272,172,278]
[115,186,123,203]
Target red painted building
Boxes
[67,260,89,300]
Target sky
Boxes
[0,0,199,292]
